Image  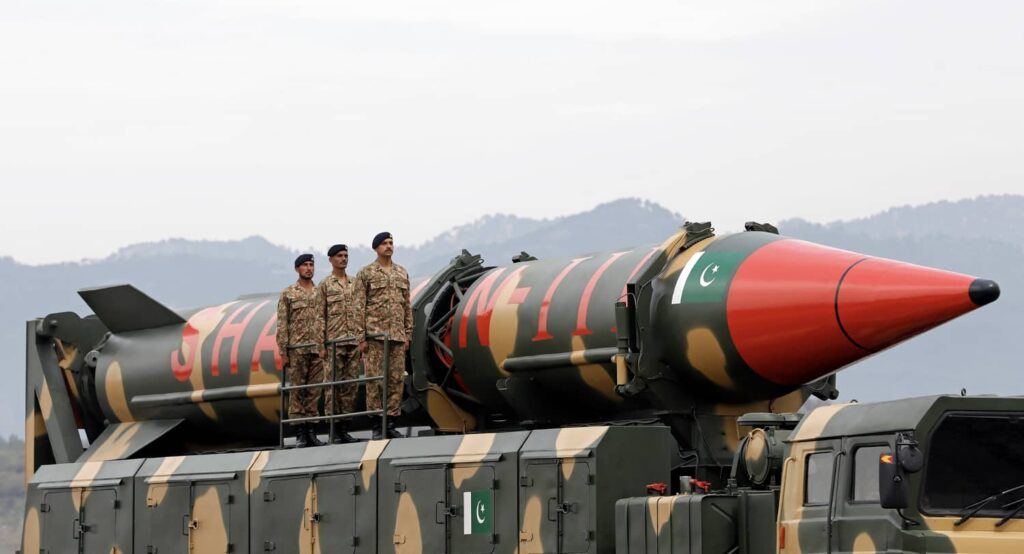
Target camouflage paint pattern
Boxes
[324,344,361,415]
[21,458,143,554]
[276,282,325,356]
[780,395,1024,554]
[614,492,776,554]
[249,440,389,553]
[21,425,671,554]
[516,426,672,554]
[365,339,405,417]
[90,296,286,447]
[352,260,414,343]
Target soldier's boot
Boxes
[372,417,402,440]
[305,424,326,447]
[332,424,357,444]
[295,424,311,448]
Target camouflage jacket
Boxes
[317,273,360,346]
[353,260,413,343]
[276,283,324,355]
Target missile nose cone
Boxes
[725,239,999,388]
[969,278,1000,306]
[835,258,983,352]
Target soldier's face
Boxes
[295,261,315,280]
[376,238,394,258]
[331,251,348,271]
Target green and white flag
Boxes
[671,251,745,305]
[463,490,493,535]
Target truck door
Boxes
[144,483,191,554]
[778,440,840,554]
[520,461,559,553]
[80,489,118,554]
[834,437,896,554]
[519,459,594,554]
[41,491,79,554]
[394,467,447,553]
[256,476,313,553]
[189,482,233,553]
[560,459,593,554]
[315,472,359,554]
[449,465,496,554]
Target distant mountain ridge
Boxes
[1,195,1021,440]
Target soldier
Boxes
[318,243,359,443]
[353,232,412,439]
[277,253,326,448]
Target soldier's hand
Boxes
[319,349,327,359]
[358,340,367,353]
[281,353,290,368]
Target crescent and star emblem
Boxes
[699,264,720,287]
[475,501,486,524]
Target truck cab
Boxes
[779,395,1024,553]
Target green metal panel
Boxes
[316,472,358,554]
[81,489,118,554]
[378,431,529,554]
[397,467,447,553]
[142,483,190,554]
[448,465,496,554]
[255,476,310,553]
[190,482,233,553]
[41,491,78,554]
[521,461,559,554]
[562,461,593,553]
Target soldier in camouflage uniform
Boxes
[318,243,360,443]
[354,232,412,439]
[277,253,326,448]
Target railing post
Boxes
[279,354,287,449]
[381,335,390,438]
[328,342,336,444]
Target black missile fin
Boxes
[78,284,185,333]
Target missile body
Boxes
[62,225,997,452]
[436,228,997,427]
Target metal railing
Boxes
[278,333,392,447]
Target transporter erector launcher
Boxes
[26,222,999,482]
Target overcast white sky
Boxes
[2,0,1022,265]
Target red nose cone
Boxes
[837,258,975,351]
[727,239,995,387]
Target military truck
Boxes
[616,394,1024,553]
[19,224,1010,552]
[20,395,1024,553]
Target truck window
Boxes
[805,452,834,506]
[922,413,1024,515]
[852,446,887,502]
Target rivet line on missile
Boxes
[834,257,872,352]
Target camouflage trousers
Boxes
[286,352,323,420]
[364,339,405,417]
[324,344,361,415]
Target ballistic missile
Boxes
[31,223,998,459]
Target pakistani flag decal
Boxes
[671,250,744,304]
[463,490,493,535]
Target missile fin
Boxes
[78,284,185,333]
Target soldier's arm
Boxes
[276,293,290,365]
[315,286,326,357]
[403,270,413,340]
[317,280,328,344]
[352,270,367,340]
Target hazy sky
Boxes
[2,0,1022,265]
